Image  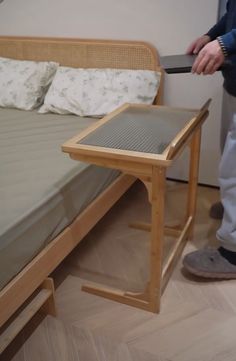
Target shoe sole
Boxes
[183,262,236,279]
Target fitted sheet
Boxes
[0,108,119,290]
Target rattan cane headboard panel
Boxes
[0,36,160,71]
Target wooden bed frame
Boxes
[0,36,163,351]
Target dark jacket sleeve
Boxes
[206,14,227,40]
[206,0,230,40]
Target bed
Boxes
[0,36,163,348]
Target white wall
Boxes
[0,0,222,185]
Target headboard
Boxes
[0,36,163,103]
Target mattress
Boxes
[0,108,119,290]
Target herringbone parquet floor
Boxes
[2,181,236,361]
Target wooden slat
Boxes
[0,289,52,354]
[161,216,193,292]
[129,221,182,237]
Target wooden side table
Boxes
[62,100,210,313]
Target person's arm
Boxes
[218,29,236,56]
[207,0,230,40]
[206,13,228,41]
[192,27,236,75]
[187,16,227,55]
[187,1,229,55]
[191,1,233,75]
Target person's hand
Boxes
[192,39,225,75]
[187,35,211,54]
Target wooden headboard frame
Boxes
[0,36,164,104]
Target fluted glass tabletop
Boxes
[78,106,197,155]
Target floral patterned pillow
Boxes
[39,67,161,117]
[0,57,58,110]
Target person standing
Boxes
[183,0,236,278]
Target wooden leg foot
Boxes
[82,283,157,312]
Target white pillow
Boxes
[0,57,59,110]
[39,67,161,117]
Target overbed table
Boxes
[62,100,210,313]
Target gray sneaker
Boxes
[183,248,236,279]
[209,201,224,220]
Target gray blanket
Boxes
[0,108,119,290]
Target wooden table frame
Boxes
[62,100,210,313]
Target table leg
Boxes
[132,167,166,312]
[186,128,202,238]
[82,158,197,312]
[147,166,166,312]
[82,166,167,313]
